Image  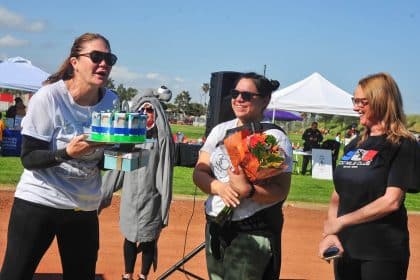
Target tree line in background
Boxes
[2,80,418,134]
[104,79,359,134]
[105,79,207,118]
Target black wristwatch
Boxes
[247,183,256,198]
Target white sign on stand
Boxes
[311,148,333,180]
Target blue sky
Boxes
[1,1,419,114]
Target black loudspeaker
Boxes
[205,71,242,136]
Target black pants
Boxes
[0,198,99,280]
[334,256,409,280]
[124,239,156,276]
[301,155,312,175]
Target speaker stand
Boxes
[156,242,206,280]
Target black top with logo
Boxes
[334,135,414,261]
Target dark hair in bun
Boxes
[237,72,280,97]
[269,80,280,92]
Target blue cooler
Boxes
[2,129,22,156]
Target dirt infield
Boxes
[1,190,420,280]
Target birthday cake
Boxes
[89,111,147,143]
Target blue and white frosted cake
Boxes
[90,111,147,143]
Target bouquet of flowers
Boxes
[215,127,288,224]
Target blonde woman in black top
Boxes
[319,73,416,280]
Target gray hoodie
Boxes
[100,90,175,243]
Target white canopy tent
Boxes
[268,72,358,117]
[0,57,49,92]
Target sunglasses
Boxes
[351,97,369,107]
[230,89,264,102]
[140,107,154,114]
[78,51,118,66]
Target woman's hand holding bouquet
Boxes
[228,165,253,198]
[215,127,288,225]
[216,179,241,209]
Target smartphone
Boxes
[323,246,341,261]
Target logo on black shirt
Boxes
[339,149,378,167]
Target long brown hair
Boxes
[44,33,111,85]
[358,72,414,144]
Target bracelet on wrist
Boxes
[247,183,256,198]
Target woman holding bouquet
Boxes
[318,73,416,280]
[193,72,293,280]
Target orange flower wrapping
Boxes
[224,130,287,182]
[223,129,250,169]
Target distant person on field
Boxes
[0,112,5,144]
[5,97,26,119]
[344,124,359,146]
[335,132,341,143]
[301,121,323,175]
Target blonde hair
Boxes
[358,72,414,144]
[44,33,111,84]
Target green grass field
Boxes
[1,123,420,211]
[2,156,420,211]
[170,124,206,141]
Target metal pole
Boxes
[156,242,206,280]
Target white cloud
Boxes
[0,34,28,47]
[0,6,46,32]
[26,21,45,32]
[0,6,22,27]
[109,65,204,102]
[145,72,163,81]
[110,66,143,83]
[110,66,170,88]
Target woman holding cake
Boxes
[0,32,118,279]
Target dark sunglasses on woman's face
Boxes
[78,51,118,66]
[230,89,264,102]
[140,107,154,114]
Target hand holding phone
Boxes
[322,246,341,261]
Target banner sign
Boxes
[311,148,333,180]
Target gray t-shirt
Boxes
[15,80,118,211]
[201,119,293,220]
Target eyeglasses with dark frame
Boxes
[230,89,264,102]
[78,51,118,66]
[139,107,154,114]
[351,97,369,107]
